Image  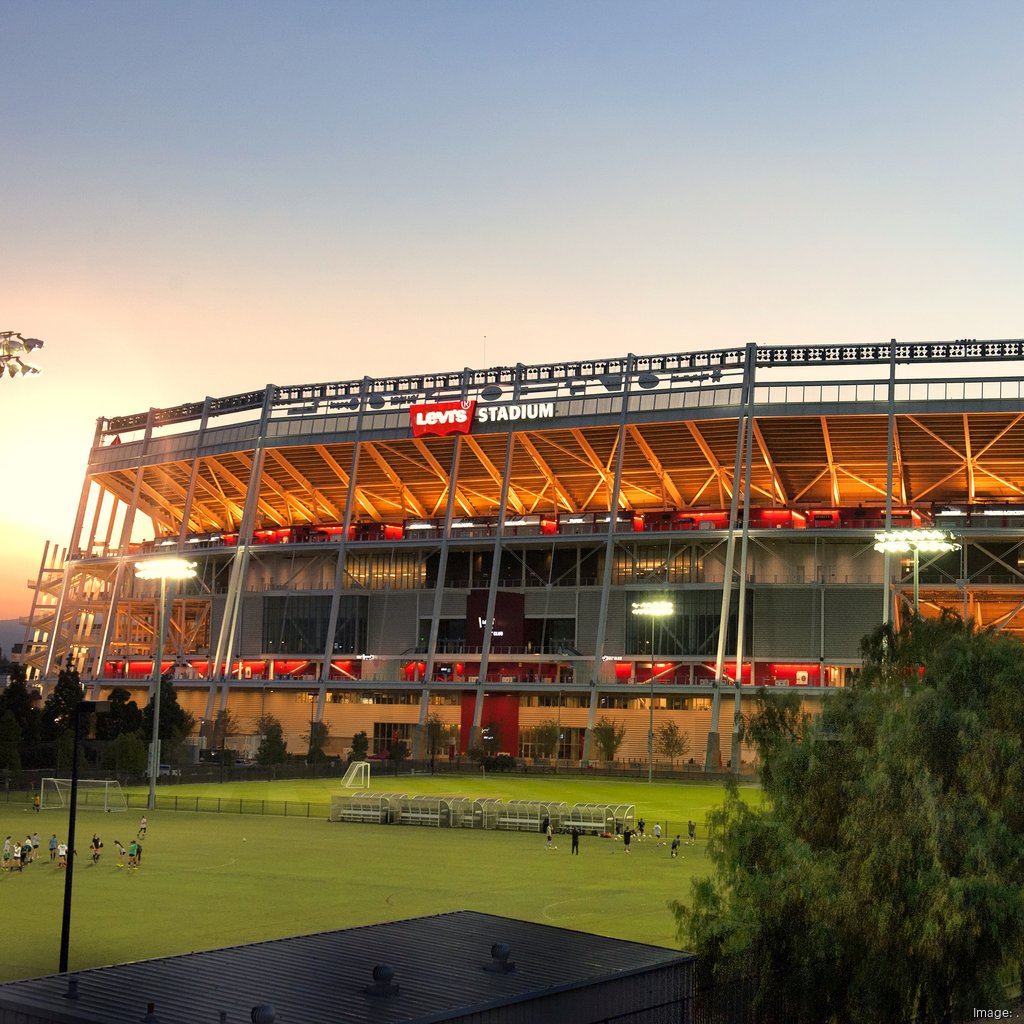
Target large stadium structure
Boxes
[17,339,1024,769]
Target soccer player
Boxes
[90,834,103,865]
[114,840,127,868]
[48,834,58,862]
[137,816,148,839]
[671,835,681,858]
[57,841,68,868]
[128,839,139,870]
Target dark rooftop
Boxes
[0,911,694,1024]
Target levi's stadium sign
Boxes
[410,400,555,437]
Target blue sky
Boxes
[1,1,1022,616]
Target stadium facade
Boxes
[18,339,1024,769]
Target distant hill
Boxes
[0,619,25,661]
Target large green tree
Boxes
[256,714,288,767]
[94,687,143,741]
[592,717,626,761]
[141,677,196,756]
[531,720,561,759]
[0,677,40,743]
[655,721,690,765]
[41,658,84,740]
[303,719,330,764]
[672,614,1024,1023]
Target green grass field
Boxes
[0,775,759,982]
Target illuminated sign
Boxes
[476,402,554,424]
[410,400,476,438]
[409,400,555,436]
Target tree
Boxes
[41,658,83,740]
[0,677,40,745]
[531,719,561,759]
[348,730,369,763]
[141,677,196,759]
[0,709,21,772]
[211,708,238,751]
[672,615,1024,1023]
[424,713,452,759]
[389,738,409,770]
[592,717,626,761]
[100,731,147,776]
[94,687,142,741]
[655,721,690,765]
[303,719,330,764]
[255,714,287,767]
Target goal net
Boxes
[340,760,370,789]
[40,778,128,813]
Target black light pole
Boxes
[59,699,109,974]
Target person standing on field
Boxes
[571,827,580,855]
[137,816,148,839]
[671,835,681,858]
[48,834,58,862]
[687,819,696,845]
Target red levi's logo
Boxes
[410,400,476,437]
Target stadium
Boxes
[18,338,1024,770]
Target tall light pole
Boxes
[631,600,674,784]
[135,557,197,810]
[874,529,960,617]
[59,698,108,973]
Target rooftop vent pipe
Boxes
[484,942,516,973]
[251,1006,275,1023]
[365,963,399,997]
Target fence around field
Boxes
[24,789,332,818]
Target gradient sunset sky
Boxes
[2,2,1022,620]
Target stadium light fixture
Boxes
[874,529,960,614]
[0,331,44,378]
[135,558,197,809]
[631,600,675,783]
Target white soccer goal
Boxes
[340,760,370,789]
[40,778,128,813]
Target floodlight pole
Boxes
[59,699,108,973]
[632,601,673,785]
[136,558,197,811]
[148,575,170,810]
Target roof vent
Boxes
[140,1003,160,1023]
[251,1006,276,1024]
[64,978,79,1000]
[365,963,399,997]
[484,942,516,973]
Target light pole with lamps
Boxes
[135,557,197,810]
[874,529,960,617]
[631,600,674,783]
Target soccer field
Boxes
[0,775,758,982]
